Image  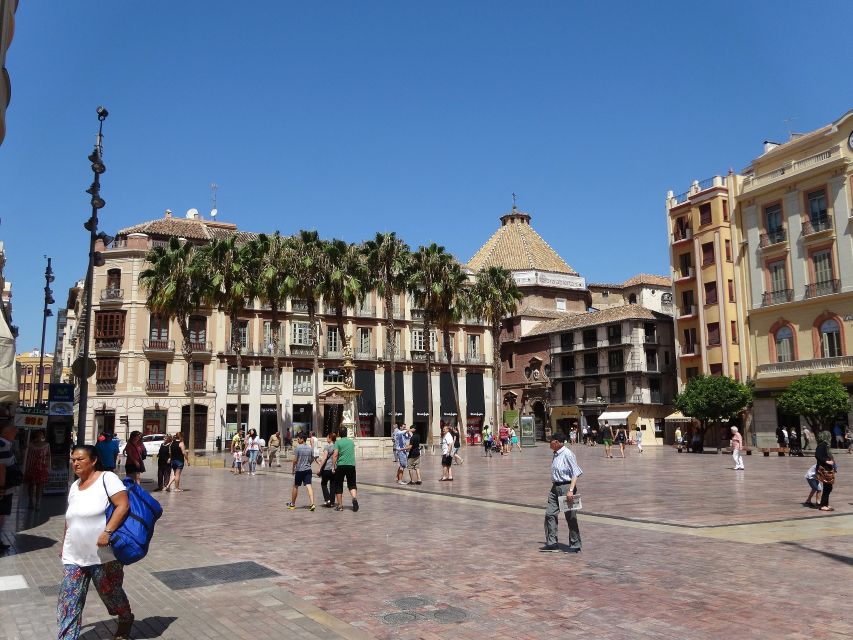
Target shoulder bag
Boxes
[103,474,164,565]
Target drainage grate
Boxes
[391,596,434,610]
[39,584,60,597]
[381,612,421,626]
[432,607,469,623]
[151,561,279,591]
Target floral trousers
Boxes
[57,561,132,639]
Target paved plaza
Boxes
[0,443,850,640]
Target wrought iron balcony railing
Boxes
[804,279,841,299]
[761,289,793,306]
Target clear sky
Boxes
[2,1,852,351]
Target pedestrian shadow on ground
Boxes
[80,616,177,639]
[0,533,57,556]
[780,541,853,566]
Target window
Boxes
[733,362,740,381]
[675,216,690,240]
[358,328,371,354]
[769,260,787,293]
[682,289,695,310]
[560,355,574,374]
[664,350,671,365]
[608,350,624,372]
[707,322,720,346]
[583,353,598,374]
[559,332,573,351]
[628,293,637,304]
[725,239,732,262]
[704,282,718,305]
[149,314,168,341]
[324,367,344,383]
[731,321,738,344]
[807,189,827,225]
[263,321,284,350]
[227,366,249,390]
[411,329,436,352]
[507,350,514,369]
[709,363,723,376]
[467,334,480,358]
[291,321,311,346]
[686,367,699,381]
[148,362,166,383]
[722,199,728,221]
[812,249,833,284]
[678,253,692,277]
[96,358,118,381]
[728,280,735,302]
[293,368,312,395]
[555,297,566,311]
[327,326,340,353]
[645,349,658,371]
[683,328,697,353]
[608,378,626,402]
[820,319,842,358]
[702,242,714,266]
[190,363,205,384]
[95,311,125,338]
[699,203,712,226]
[775,326,794,362]
[237,321,249,350]
[607,324,622,344]
[261,367,278,390]
[583,329,597,348]
[106,268,121,290]
[765,204,783,234]
[189,316,207,343]
[560,381,576,404]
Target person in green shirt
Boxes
[332,433,358,512]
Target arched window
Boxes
[628,293,638,304]
[775,326,794,363]
[820,319,842,358]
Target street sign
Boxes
[48,383,75,416]
[15,406,49,429]
[72,357,96,379]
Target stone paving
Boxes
[0,443,850,639]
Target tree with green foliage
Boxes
[674,375,752,447]
[777,373,850,434]
[433,257,468,433]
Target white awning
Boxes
[665,411,694,423]
[598,410,633,424]
[0,308,17,404]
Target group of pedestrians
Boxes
[482,423,520,457]
[391,423,424,484]
[804,430,838,511]
[286,431,359,512]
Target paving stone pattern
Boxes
[0,444,850,639]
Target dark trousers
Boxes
[320,469,334,504]
[819,482,833,508]
[544,483,581,549]
[157,464,171,489]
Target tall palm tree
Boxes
[434,258,468,434]
[139,238,206,454]
[364,232,410,432]
[198,235,258,438]
[409,243,450,445]
[256,232,294,434]
[286,230,328,435]
[468,266,522,432]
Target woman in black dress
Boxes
[815,431,836,512]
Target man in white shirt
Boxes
[439,425,454,482]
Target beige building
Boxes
[65,211,495,448]
[16,350,51,406]
[666,176,745,388]
[730,110,853,445]
[588,274,673,313]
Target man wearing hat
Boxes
[541,432,582,553]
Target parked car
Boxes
[142,433,167,457]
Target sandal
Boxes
[819,506,835,512]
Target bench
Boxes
[721,447,754,456]
[759,447,789,457]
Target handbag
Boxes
[103,474,163,565]
[816,465,836,485]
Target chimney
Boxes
[165,209,172,218]
[762,140,781,154]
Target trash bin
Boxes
[215,436,222,452]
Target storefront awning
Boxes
[665,411,694,423]
[598,410,633,424]
[0,307,18,404]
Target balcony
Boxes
[756,355,853,379]
[607,334,624,346]
[227,381,250,394]
[583,365,600,375]
[742,145,842,194]
[681,343,698,357]
[632,391,663,404]
[608,363,625,373]
[354,305,375,318]
[759,228,787,248]
[579,395,607,405]
[223,343,250,356]
[290,344,314,357]
[96,380,116,394]
[184,341,212,356]
[354,349,376,360]
[291,299,309,313]
[185,381,209,395]
[609,394,627,404]
[677,305,697,318]
[643,334,658,344]
[672,228,693,243]
[410,349,434,362]
[145,380,169,394]
[804,279,841,299]
[550,368,576,379]
[381,347,405,361]
[392,304,404,319]
[411,309,426,321]
[293,384,313,396]
[95,338,123,353]
[761,289,793,307]
[324,348,342,358]
[802,216,833,237]
[261,382,278,394]
[465,353,486,364]
[100,288,124,303]
[675,267,695,281]
[142,339,174,354]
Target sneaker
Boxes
[415,481,422,485]
[335,506,344,511]
[539,544,559,553]
[287,504,296,510]
[398,480,408,485]
[308,504,316,511]
[322,502,333,508]
[352,499,359,512]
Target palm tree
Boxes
[286,230,328,435]
[198,235,258,438]
[364,232,410,433]
[138,238,206,454]
[409,243,451,445]
[322,239,369,353]
[434,258,468,435]
[256,232,294,434]
[468,266,522,433]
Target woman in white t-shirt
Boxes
[58,444,134,640]
[243,429,262,475]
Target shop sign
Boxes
[15,406,48,428]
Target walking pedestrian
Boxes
[393,423,409,484]
[287,433,316,511]
[635,425,644,454]
[510,426,522,452]
[123,432,146,485]
[58,445,134,640]
[499,422,510,455]
[730,426,744,470]
[482,424,493,457]
[451,424,464,464]
[232,448,244,474]
[440,425,454,481]
[601,421,614,458]
[164,433,188,491]
[317,433,337,508]
[23,429,50,510]
[614,424,628,458]
[815,431,836,512]
[589,424,598,447]
[94,431,119,473]
[267,431,282,467]
[154,434,172,491]
[675,426,683,449]
[803,464,822,508]
[332,431,359,512]
[541,433,582,553]
[802,427,812,450]
[405,426,422,485]
[244,429,262,475]
[581,423,588,446]
[0,418,20,553]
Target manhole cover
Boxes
[391,596,433,610]
[382,612,420,626]
[151,561,279,591]
[433,607,469,623]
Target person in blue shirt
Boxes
[541,432,582,553]
[393,424,410,485]
[94,432,119,472]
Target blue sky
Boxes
[2,1,852,350]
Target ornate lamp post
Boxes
[74,106,109,445]
[36,256,54,407]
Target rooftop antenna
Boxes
[783,116,798,140]
[210,182,218,219]
[511,192,518,211]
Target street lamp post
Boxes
[37,257,55,407]
[75,106,109,446]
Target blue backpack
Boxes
[103,475,163,565]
